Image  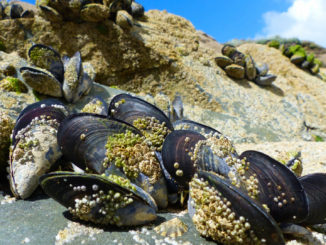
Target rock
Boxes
[1,10,326,145]
[244,54,256,80]
[0,110,14,171]
[80,4,110,23]
[224,64,245,79]
[0,76,28,93]
[214,55,233,69]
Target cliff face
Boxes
[1,9,326,144]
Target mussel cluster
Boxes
[20,44,93,103]
[215,44,277,86]
[283,44,322,75]
[36,0,144,24]
[0,1,34,20]
[6,93,326,244]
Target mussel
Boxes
[9,100,67,199]
[188,170,285,244]
[240,151,308,224]
[40,172,157,226]
[20,44,93,103]
[57,113,168,208]
[109,93,173,151]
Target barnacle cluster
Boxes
[68,184,134,226]
[106,174,136,191]
[103,130,161,183]
[133,116,171,151]
[81,100,104,114]
[189,176,262,244]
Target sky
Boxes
[22,0,326,47]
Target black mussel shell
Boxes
[299,173,326,225]
[130,1,144,18]
[193,171,285,244]
[155,151,179,193]
[240,150,308,223]
[109,93,173,131]
[12,100,67,145]
[16,99,66,122]
[173,119,221,137]
[5,4,23,19]
[21,10,34,18]
[40,172,157,226]
[161,130,205,190]
[28,44,64,83]
[57,113,141,173]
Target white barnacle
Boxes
[92,184,99,191]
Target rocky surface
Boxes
[1,5,326,245]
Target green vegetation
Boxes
[313,135,324,142]
[0,76,28,94]
[267,40,280,49]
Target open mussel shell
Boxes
[161,130,205,190]
[57,113,141,174]
[173,119,221,137]
[189,171,285,244]
[40,172,157,226]
[109,93,174,131]
[12,101,67,145]
[299,173,326,225]
[20,67,63,97]
[240,150,308,223]
[28,44,64,83]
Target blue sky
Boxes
[23,0,326,47]
[137,0,292,43]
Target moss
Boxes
[313,58,322,66]
[0,76,28,94]
[267,40,280,49]
[29,47,60,70]
[306,53,315,63]
[288,45,306,57]
[0,41,6,52]
[313,135,324,142]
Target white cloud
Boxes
[258,0,326,47]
